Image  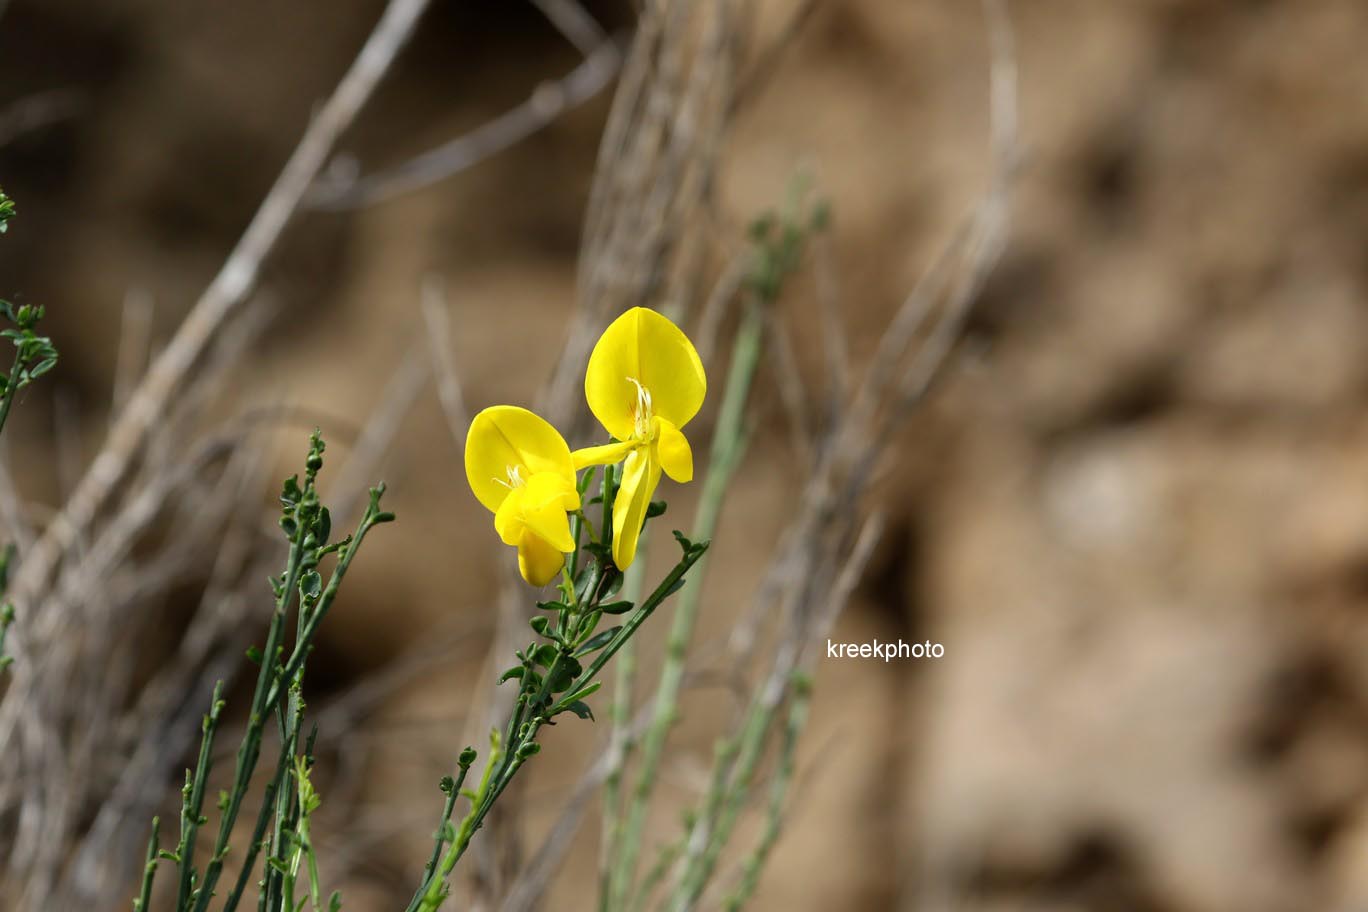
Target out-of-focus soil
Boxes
[4,1,1368,910]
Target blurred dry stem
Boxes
[0,0,434,905]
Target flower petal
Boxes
[517,529,565,586]
[653,417,693,483]
[572,439,636,470]
[465,406,575,514]
[611,446,662,569]
[493,485,525,546]
[520,472,579,552]
[585,308,707,441]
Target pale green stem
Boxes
[720,677,810,911]
[598,534,650,912]
[610,300,765,909]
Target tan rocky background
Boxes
[3,1,1368,910]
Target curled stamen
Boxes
[498,464,526,489]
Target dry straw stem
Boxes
[0,0,434,905]
[5,0,432,634]
[307,0,622,212]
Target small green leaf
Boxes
[535,660,576,697]
[597,600,634,615]
[646,500,667,518]
[529,616,550,636]
[298,569,322,600]
[497,666,526,684]
[564,700,595,721]
[552,681,602,715]
[574,627,622,657]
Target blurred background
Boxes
[2,1,1368,910]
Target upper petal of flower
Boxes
[465,405,576,513]
[585,308,707,441]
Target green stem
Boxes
[721,677,810,911]
[195,493,389,912]
[407,756,474,909]
[133,817,160,912]
[189,539,302,912]
[175,682,225,909]
[0,602,15,674]
[408,734,505,912]
[610,301,765,908]
[671,673,811,912]
[598,539,645,912]
[0,345,24,442]
[412,542,708,912]
[221,772,282,912]
[262,692,305,912]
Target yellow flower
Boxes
[573,307,706,569]
[465,405,581,586]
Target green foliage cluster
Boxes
[0,189,57,675]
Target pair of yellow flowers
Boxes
[464,307,707,586]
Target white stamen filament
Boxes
[626,376,652,438]
[493,464,527,489]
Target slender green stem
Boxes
[196,494,389,912]
[175,682,226,909]
[672,710,765,910]
[407,754,474,909]
[408,734,505,912]
[412,541,708,912]
[610,301,765,908]
[133,817,161,912]
[0,345,24,443]
[262,691,305,912]
[631,833,684,912]
[721,677,810,911]
[671,673,811,912]
[221,774,281,912]
[600,529,653,912]
[0,602,15,674]
[189,539,302,912]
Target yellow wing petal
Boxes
[493,485,525,546]
[572,439,636,470]
[611,446,662,570]
[517,529,565,586]
[465,405,575,513]
[653,417,693,483]
[585,308,707,440]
